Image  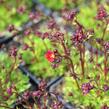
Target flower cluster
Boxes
[38,80,47,90]
[17,5,26,14]
[24,29,31,36]
[6,84,16,96]
[62,8,77,21]
[15,80,63,109]
[32,90,43,98]
[96,6,107,20]
[22,80,47,101]
[35,31,49,39]
[103,41,109,51]
[22,43,29,50]
[7,87,13,95]
[29,12,41,21]
[9,46,18,57]
[7,24,15,32]
[22,91,31,100]
[50,31,64,42]
[81,82,94,95]
[71,27,86,45]
[51,101,63,109]
[47,19,59,30]
[103,84,109,92]
[20,80,47,101]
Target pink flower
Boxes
[7,87,13,95]
[71,27,86,45]
[81,82,93,95]
[62,8,77,21]
[7,24,15,32]
[9,46,18,57]
[47,19,58,29]
[22,43,29,50]
[96,6,107,20]
[32,90,42,98]
[17,6,26,14]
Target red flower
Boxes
[45,50,55,62]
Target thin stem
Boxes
[79,46,85,77]
[61,41,68,55]
[66,56,81,90]
[37,97,41,109]
[102,21,108,40]
[27,36,40,62]
[32,48,40,62]
[43,93,47,109]
[60,40,80,90]
[30,41,40,62]
[6,57,16,83]
[104,50,108,80]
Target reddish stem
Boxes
[64,55,80,90]
[102,21,108,40]
[61,39,80,90]
[79,45,85,77]
[104,50,108,80]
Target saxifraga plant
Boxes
[35,4,109,109]
[1,1,109,109]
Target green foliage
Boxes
[0,53,29,106]
[39,0,64,10]
[0,0,31,30]
[21,36,65,78]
